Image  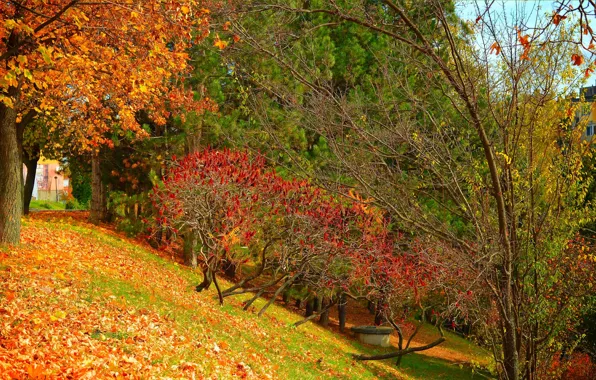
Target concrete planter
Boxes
[351,326,393,347]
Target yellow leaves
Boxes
[0,94,15,109]
[572,53,585,66]
[213,35,229,50]
[496,151,512,166]
[4,19,18,30]
[181,6,190,15]
[489,42,501,55]
[23,69,33,81]
[223,227,241,245]
[50,310,67,321]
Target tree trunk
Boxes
[90,152,108,224]
[22,145,40,215]
[222,258,237,278]
[0,103,22,244]
[374,299,384,326]
[338,294,347,333]
[195,267,213,292]
[305,298,314,317]
[313,296,321,313]
[185,118,203,155]
[502,300,520,380]
[319,298,329,327]
[183,231,198,268]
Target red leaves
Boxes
[151,149,439,323]
[489,42,501,55]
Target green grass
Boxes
[18,216,496,379]
[30,200,65,210]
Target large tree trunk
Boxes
[183,231,198,268]
[90,152,108,224]
[0,103,22,244]
[501,272,520,380]
[22,145,40,215]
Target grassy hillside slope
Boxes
[0,212,492,379]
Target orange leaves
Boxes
[552,13,567,26]
[4,290,15,301]
[586,67,594,78]
[1,1,213,154]
[214,35,229,50]
[572,53,585,66]
[518,31,530,49]
[489,42,501,55]
[26,364,48,379]
[517,29,531,61]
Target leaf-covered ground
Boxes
[0,212,491,379]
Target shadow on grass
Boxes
[348,340,495,380]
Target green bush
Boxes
[65,199,86,210]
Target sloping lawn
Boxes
[0,213,492,379]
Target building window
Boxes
[587,125,594,137]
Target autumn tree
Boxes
[223,1,596,378]
[0,0,212,243]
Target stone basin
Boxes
[351,325,393,347]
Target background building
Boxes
[23,159,70,202]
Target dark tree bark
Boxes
[195,267,213,292]
[0,101,22,244]
[319,297,330,327]
[22,145,40,215]
[90,152,108,224]
[313,296,321,313]
[222,258,237,278]
[353,336,446,361]
[338,294,347,333]
[374,299,384,326]
[294,300,337,328]
[305,298,314,317]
